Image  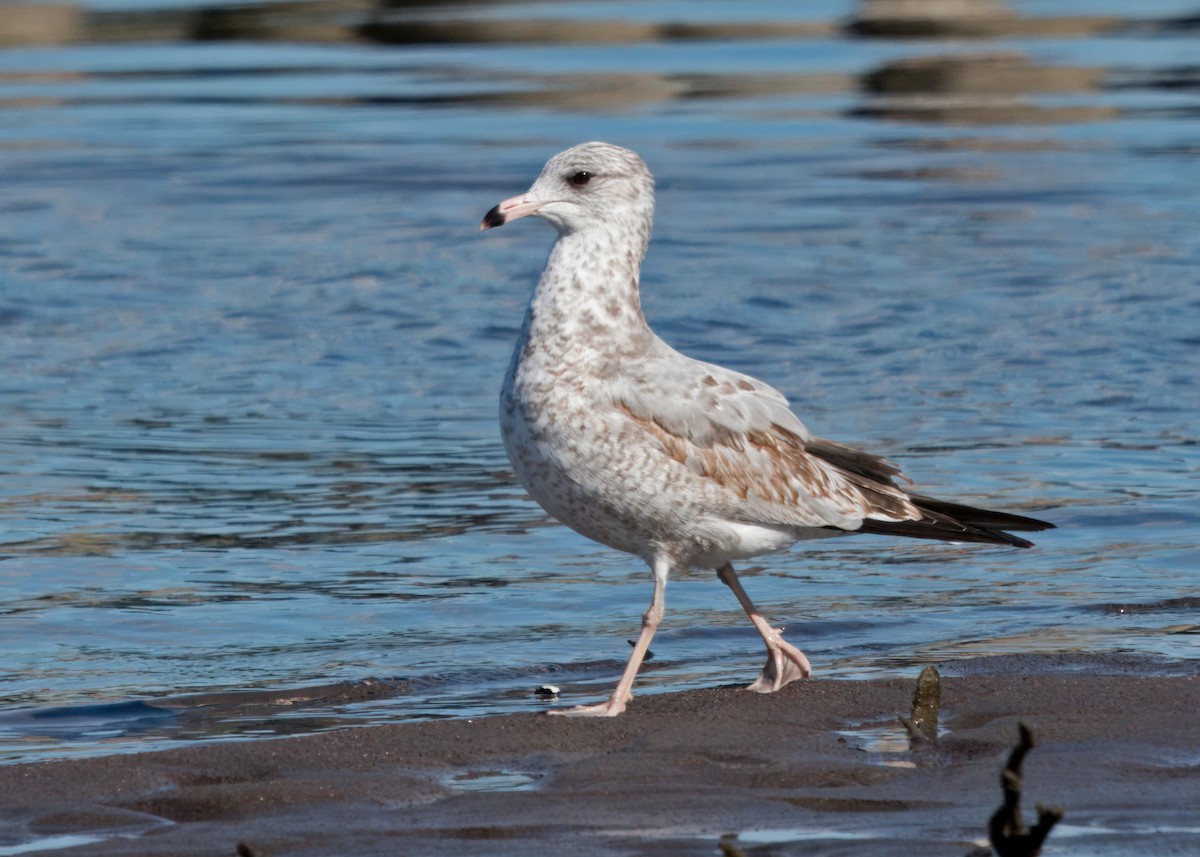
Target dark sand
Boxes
[3,654,1197,856]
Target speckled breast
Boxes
[498,378,686,561]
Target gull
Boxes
[481,142,1052,717]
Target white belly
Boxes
[500,381,810,568]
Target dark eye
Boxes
[567,171,593,187]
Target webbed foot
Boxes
[745,626,811,693]
[547,696,629,717]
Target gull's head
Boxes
[480,142,654,236]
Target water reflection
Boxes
[3,0,1194,122]
[850,0,1122,39]
[859,52,1114,125]
[0,0,1195,48]
[5,0,832,47]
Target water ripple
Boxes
[1,0,1198,762]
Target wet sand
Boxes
[2,654,1197,856]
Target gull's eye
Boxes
[567,170,593,187]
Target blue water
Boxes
[0,0,1197,763]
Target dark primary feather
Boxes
[806,437,1055,549]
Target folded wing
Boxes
[612,352,1053,546]
[611,354,920,531]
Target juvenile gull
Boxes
[481,142,1052,717]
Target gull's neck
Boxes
[519,217,654,362]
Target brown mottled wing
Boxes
[611,355,922,531]
[612,351,1054,545]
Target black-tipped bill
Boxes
[479,193,543,231]
[481,204,506,230]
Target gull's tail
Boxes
[805,436,1055,548]
[857,494,1055,548]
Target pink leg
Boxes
[717,562,811,692]
[549,556,669,717]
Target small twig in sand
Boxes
[717,834,748,857]
[987,722,1063,857]
[899,664,941,745]
[627,639,654,660]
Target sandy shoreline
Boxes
[2,654,1197,856]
